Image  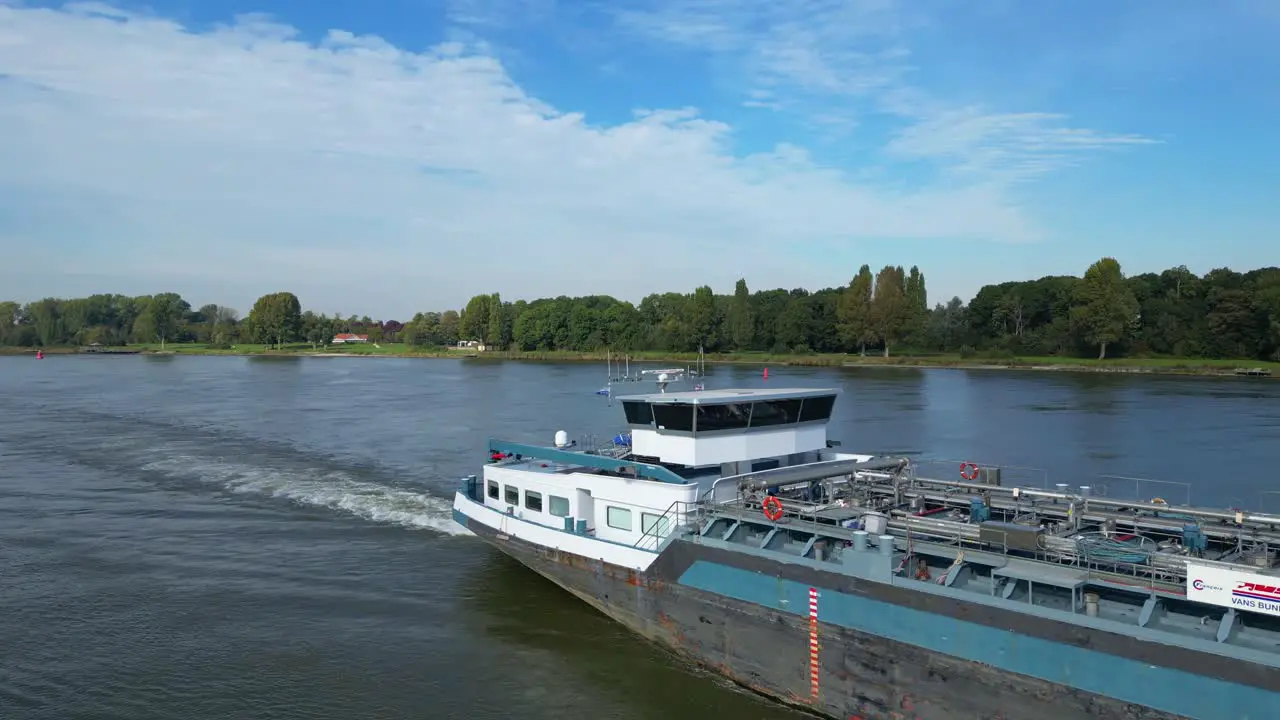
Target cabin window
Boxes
[641,512,670,538]
[548,495,570,517]
[606,506,633,531]
[695,402,751,432]
[798,395,836,423]
[749,398,804,426]
[504,485,519,505]
[524,490,543,513]
[486,480,499,499]
[752,459,780,472]
[651,403,694,432]
[622,401,654,426]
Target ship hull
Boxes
[454,509,1207,720]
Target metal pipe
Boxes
[727,457,908,493]
[910,475,1280,526]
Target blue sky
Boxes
[1,0,1278,319]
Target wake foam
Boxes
[140,455,472,536]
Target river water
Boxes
[2,356,1278,720]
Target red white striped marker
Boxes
[808,587,820,698]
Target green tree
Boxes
[774,292,812,352]
[1070,257,1140,359]
[0,301,20,346]
[247,291,303,349]
[438,309,461,346]
[459,294,491,343]
[138,292,189,349]
[727,278,755,351]
[836,265,874,355]
[688,285,718,352]
[28,299,62,347]
[904,266,928,344]
[869,265,908,356]
[486,293,507,350]
[10,258,1280,362]
[302,311,336,348]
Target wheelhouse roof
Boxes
[614,387,840,405]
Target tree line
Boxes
[3,258,1279,361]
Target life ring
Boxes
[960,462,980,481]
[762,495,785,522]
[1151,497,1168,506]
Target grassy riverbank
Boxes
[3,343,1277,377]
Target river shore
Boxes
[3,343,1276,378]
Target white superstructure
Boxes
[452,386,855,570]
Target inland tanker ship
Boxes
[452,385,1280,719]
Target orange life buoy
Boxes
[960,462,980,481]
[762,495,784,522]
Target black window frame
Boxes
[504,485,519,505]
[622,401,654,426]
[694,402,752,432]
[797,394,836,423]
[749,398,804,426]
[651,403,695,432]
[486,479,499,499]
[524,490,543,513]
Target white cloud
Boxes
[0,1,1139,317]
[884,108,1160,182]
[614,0,1156,182]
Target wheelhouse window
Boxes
[548,495,570,517]
[695,402,751,431]
[798,394,836,423]
[606,506,633,531]
[622,401,654,426]
[651,403,694,432]
[486,480,499,499]
[749,398,804,426]
[504,485,519,505]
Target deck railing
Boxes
[632,499,705,551]
[694,492,1191,590]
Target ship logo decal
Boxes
[1232,581,1280,603]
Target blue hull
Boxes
[680,559,1270,719]
[456,506,1276,720]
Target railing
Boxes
[627,455,1273,579]
[1091,475,1193,506]
[487,438,687,484]
[911,457,1051,490]
[695,491,1190,589]
[632,499,704,551]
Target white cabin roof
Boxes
[615,387,839,405]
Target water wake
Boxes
[140,454,472,536]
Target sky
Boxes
[1,1,1278,319]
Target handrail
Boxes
[487,439,688,485]
[632,499,700,550]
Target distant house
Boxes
[456,339,487,351]
[332,333,369,344]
